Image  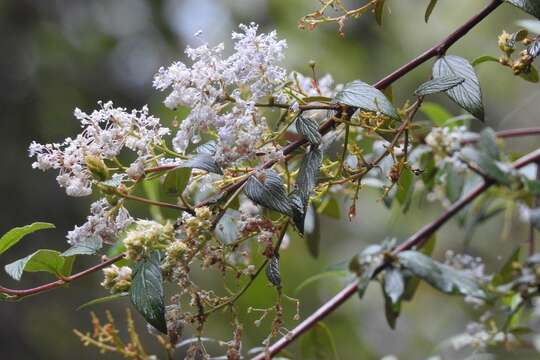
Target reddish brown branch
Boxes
[0,254,126,299]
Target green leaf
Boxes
[0,222,55,256]
[304,205,321,258]
[143,178,163,222]
[265,255,281,287]
[461,147,510,184]
[334,80,399,120]
[130,252,167,333]
[163,167,192,195]
[5,249,72,281]
[445,163,465,203]
[398,251,487,299]
[492,248,520,286]
[433,56,484,121]
[62,236,103,257]
[77,292,129,310]
[300,322,338,360]
[472,55,499,67]
[375,0,385,26]
[506,0,540,19]
[382,282,401,329]
[296,115,321,146]
[402,235,437,301]
[421,102,453,126]
[519,64,539,83]
[384,268,405,304]
[245,170,292,216]
[318,196,341,219]
[478,128,500,160]
[396,165,415,210]
[425,0,439,23]
[414,76,465,96]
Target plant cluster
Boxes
[2,1,540,359]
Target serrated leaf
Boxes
[297,147,323,204]
[195,141,217,155]
[398,251,487,299]
[77,292,129,310]
[296,116,321,145]
[245,170,292,216]
[290,190,306,233]
[425,0,439,22]
[334,80,399,120]
[461,147,510,184]
[433,56,484,121]
[130,252,166,333]
[300,322,338,360]
[414,76,465,96]
[472,55,499,67]
[0,222,55,256]
[5,249,72,281]
[163,167,192,195]
[266,255,281,286]
[62,236,103,257]
[506,0,540,19]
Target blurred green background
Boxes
[1,0,539,359]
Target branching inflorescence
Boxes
[2,0,540,359]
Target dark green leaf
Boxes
[245,170,292,216]
[181,154,222,175]
[433,56,484,121]
[130,252,167,333]
[62,236,103,257]
[0,222,55,256]
[163,167,192,195]
[414,76,465,96]
[472,55,500,67]
[297,147,323,204]
[334,80,399,120]
[396,165,415,210]
[266,255,281,287]
[506,0,540,19]
[5,249,72,281]
[300,322,338,360]
[402,235,437,301]
[382,282,401,329]
[425,0,439,22]
[524,179,540,196]
[77,292,129,310]
[296,116,321,146]
[398,251,487,299]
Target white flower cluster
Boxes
[425,125,469,170]
[101,264,133,294]
[153,23,287,164]
[66,199,133,245]
[29,101,169,196]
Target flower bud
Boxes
[85,155,109,181]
